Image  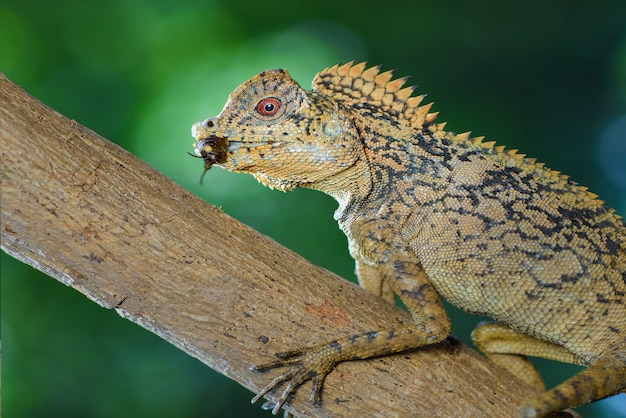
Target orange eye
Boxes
[255,97,281,117]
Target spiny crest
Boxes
[450,133,615,210]
[312,62,439,129]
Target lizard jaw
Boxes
[191,118,300,191]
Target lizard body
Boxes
[191,62,626,417]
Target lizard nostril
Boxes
[205,118,216,128]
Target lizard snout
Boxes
[191,117,219,139]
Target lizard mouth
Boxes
[194,135,286,170]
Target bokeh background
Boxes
[2,1,626,417]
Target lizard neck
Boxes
[306,155,374,227]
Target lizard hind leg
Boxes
[471,323,581,391]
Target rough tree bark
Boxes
[1,72,541,417]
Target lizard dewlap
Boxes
[191,62,626,418]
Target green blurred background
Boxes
[2,1,626,417]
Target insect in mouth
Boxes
[189,134,230,183]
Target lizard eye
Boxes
[255,97,282,117]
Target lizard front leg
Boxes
[355,258,396,304]
[251,248,451,414]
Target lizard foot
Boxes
[250,346,338,415]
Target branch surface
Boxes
[0,73,538,417]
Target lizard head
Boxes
[191,69,365,191]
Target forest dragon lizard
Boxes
[191,62,626,417]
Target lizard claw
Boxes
[250,346,336,414]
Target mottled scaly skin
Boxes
[191,62,626,417]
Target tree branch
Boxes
[1,72,538,417]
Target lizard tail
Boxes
[518,350,626,418]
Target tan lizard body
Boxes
[191,62,626,417]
